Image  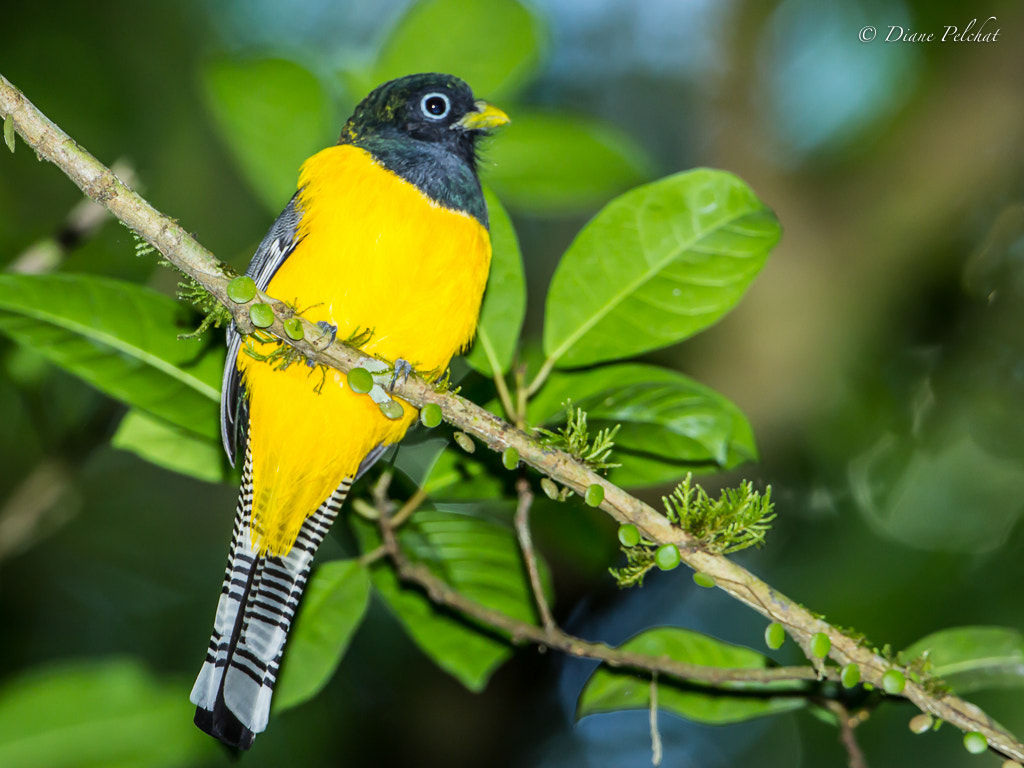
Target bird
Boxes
[189,73,508,750]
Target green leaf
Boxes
[201,57,333,210]
[422,448,506,500]
[371,0,544,100]
[482,110,652,215]
[464,189,526,376]
[529,363,757,486]
[0,659,212,768]
[543,169,780,369]
[352,503,547,691]
[578,627,806,725]
[111,409,227,483]
[274,559,371,712]
[0,273,222,439]
[903,626,1024,694]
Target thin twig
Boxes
[3,71,1023,763]
[357,544,388,567]
[649,673,663,767]
[376,508,825,686]
[825,701,870,768]
[513,475,554,633]
[390,487,428,529]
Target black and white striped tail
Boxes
[190,448,352,750]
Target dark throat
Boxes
[346,131,488,228]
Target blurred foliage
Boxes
[2,0,1024,767]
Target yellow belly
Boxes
[239,144,491,555]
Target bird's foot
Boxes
[389,359,414,392]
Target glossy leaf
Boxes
[482,110,652,214]
[274,560,371,712]
[903,626,1024,694]
[465,189,526,376]
[543,169,780,369]
[0,659,212,768]
[0,273,222,439]
[371,0,544,100]
[529,363,757,486]
[111,409,227,483]
[201,57,333,210]
[352,503,548,691]
[421,448,506,500]
[578,627,806,725]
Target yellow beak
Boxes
[455,100,510,131]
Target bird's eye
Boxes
[419,92,451,120]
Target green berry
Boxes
[963,731,987,754]
[617,524,640,547]
[453,431,475,453]
[378,399,404,420]
[227,276,257,304]
[502,447,519,469]
[347,367,373,394]
[841,663,860,688]
[420,403,442,428]
[249,302,274,328]
[283,317,304,340]
[764,622,785,650]
[541,477,559,499]
[585,483,604,507]
[693,572,715,588]
[4,114,15,153]
[881,669,906,695]
[908,713,933,734]
[654,544,680,571]
[810,632,831,658]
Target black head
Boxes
[340,73,508,170]
[338,74,509,225]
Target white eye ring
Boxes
[420,92,451,120]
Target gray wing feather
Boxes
[220,193,304,465]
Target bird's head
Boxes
[340,73,509,166]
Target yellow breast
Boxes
[239,144,491,555]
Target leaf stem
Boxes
[475,329,518,421]
[524,353,557,399]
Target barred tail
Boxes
[190,447,352,750]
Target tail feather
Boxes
[191,447,351,749]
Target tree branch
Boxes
[375,498,823,687]
[2,71,1021,762]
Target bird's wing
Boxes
[220,193,303,466]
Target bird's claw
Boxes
[305,322,339,366]
[389,359,414,392]
[315,321,338,346]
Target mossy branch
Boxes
[2,71,1020,763]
